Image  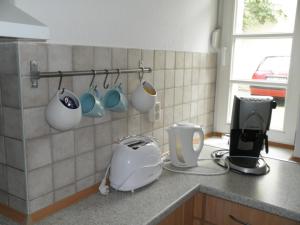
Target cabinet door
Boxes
[159,206,184,225]
[193,193,204,220]
[158,196,194,225]
[205,195,300,225]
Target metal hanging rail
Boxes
[30,60,152,88]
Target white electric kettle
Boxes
[167,123,204,167]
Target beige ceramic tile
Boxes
[28,165,53,200]
[182,103,191,120]
[191,85,199,101]
[174,69,184,88]
[154,50,165,70]
[183,86,192,103]
[53,158,75,189]
[174,105,183,122]
[142,50,154,69]
[0,164,7,192]
[154,70,165,90]
[174,87,183,105]
[164,70,175,88]
[184,52,193,68]
[54,184,76,202]
[95,145,112,172]
[26,136,52,171]
[192,52,201,68]
[183,69,192,86]
[8,195,27,214]
[95,122,112,147]
[190,102,198,117]
[112,118,128,142]
[0,137,5,165]
[164,88,174,107]
[75,126,95,154]
[19,43,48,76]
[163,107,174,126]
[2,75,21,108]
[5,137,24,170]
[72,46,94,70]
[165,51,175,69]
[112,48,127,68]
[52,131,75,162]
[0,43,18,75]
[76,151,95,180]
[94,47,112,69]
[192,68,200,85]
[29,192,53,213]
[128,49,141,69]
[48,44,72,71]
[127,114,141,136]
[140,113,153,134]
[175,52,184,69]
[152,128,164,147]
[76,175,95,192]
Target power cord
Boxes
[99,163,111,195]
[206,146,298,164]
[162,153,230,176]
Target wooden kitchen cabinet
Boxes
[159,193,202,225]
[158,193,300,225]
[205,195,300,225]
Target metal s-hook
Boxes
[114,68,121,86]
[90,69,97,88]
[138,60,144,82]
[103,69,109,89]
[58,71,65,94]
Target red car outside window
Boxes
[250,56,289,99]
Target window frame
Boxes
[214,0,300,145]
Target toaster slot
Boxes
[127,140,147,149]
[119,135,157,150]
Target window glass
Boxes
[235,0,298,34]
[231,38,292,80]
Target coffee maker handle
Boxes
[193,128,204,156]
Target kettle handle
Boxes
[193,127,204,156]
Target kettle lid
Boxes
[169,122,200,129]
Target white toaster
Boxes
[109,135,162,192]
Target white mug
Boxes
[131,80,157,113]
[46,89,82,131]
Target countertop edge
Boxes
[145,183,300,225]
[197,185,300,222]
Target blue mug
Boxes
[80,87,105,117]
[103,86,128,112]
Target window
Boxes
[215,0,300,144]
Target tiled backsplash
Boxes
[0,42,216,215]
[0,42,26,214]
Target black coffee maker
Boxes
[229,95,277,174]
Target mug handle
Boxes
[89,86,101,99]
[94,88,101,98]
[116,85,123,93]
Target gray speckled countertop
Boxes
[2,145,300,225]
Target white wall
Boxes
[14,0,218,52]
